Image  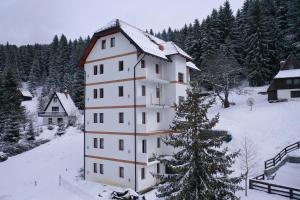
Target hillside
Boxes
[0,86,299,200]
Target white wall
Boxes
[278,89,300,100]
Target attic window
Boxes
[101,40,106,49]
[53,97,58,102]
[111,37,115,47]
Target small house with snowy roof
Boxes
[38,91,78,125]
[268,55,300,102]
[18,89,33,101]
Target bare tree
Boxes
[239,137,257,196]
[201,44,244,108]
[246,97,255,111]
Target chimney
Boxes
[64,90,68,98]
[158,44,164,51]
[280,60,286,69]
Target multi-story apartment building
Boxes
[79,19,199,192]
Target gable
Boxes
[44,94,67,114]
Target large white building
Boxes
[79,19,199,192]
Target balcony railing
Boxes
[38,111,67,117]
[138,68,169,84]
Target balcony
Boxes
[38,111,67,117]
[137,153,158,165]
[139,68,169,84]
[137,95,171,109]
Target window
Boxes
[119,61,124,71]
[178,73,184,83]
[93,113,98,123]
[179,96,184,104]
[52,107,59,112]
[99,164,104,174]
[93,138,98,148]
[53,97,58,102]
[99,138,104,149]
[141,85,146,96]
[101,40,106,49]
[157,163,160,174]
[99,64,104,74]
[157,112,160,123]
[110,37,115,47]
[57,118,63,124]
[141,168,145,180]
[156,87,160,98]
[93,163,97,173]
[142,112,146,124]
[48,118,52,124]
[99,113,104,123]
[118,86,124,97]
[94,65,97,75]
[142,139,147,153]
[119,167,124,178]
[157,137,161,148]
[119,112,124,123]
[294,79,300,85]
[119,139,124,151]
[286,79,292,85]
[93,89,97,99]
[291,91,300,98]
[156,64,159,74]
[99,88,104,98]
[141,60,145,68]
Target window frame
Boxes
[101,40,106,49]
[99,64,104,74]
[52,106,59,112]
[99,138,104,149]
[119,139,124,151]
[93,89,97,99]
[119,61,124,71]
[93,163,97,173]
[155,64,160,74]
[48,118,53,124]
[93,113,98,123]
[99,164,104,174]
[142,139,147,153]
[157,163,160,174]
[110,37,115,47]
[141,85,146,96]
[286,79,292,85]
[141,168,145,180]
[119,112,124,124]
[93,138,98,148]
[141,60,145,68]
[142,112,146,124]
[156,87,160,98]
[178,72,184,83]
[157,112,160,123]
[93,65,97,75]
[157,137,161,148]
[119,167,124,178]
[291,90,300,98]
[99,88,104,98]
[118,86,124,97]
[99,113,104,123]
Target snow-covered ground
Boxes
[1,86,300,200]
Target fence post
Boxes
[273,159,275,167]
[290,188,293,198]
[249,179,252,189]
[268,185,271,193]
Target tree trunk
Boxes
[224,91,230,108]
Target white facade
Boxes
[277,89,300,100]
[83,20,197,192]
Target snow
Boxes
[186,61,200,71]
[1,85,300,200]
[265,161,300,188]
[95,19,192,61]
[274,69,300,79]
[20,90,33,98]
[56,92,78,116]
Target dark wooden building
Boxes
[267,55,300,102]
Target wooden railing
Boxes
[249,179,300,199]
[265,141,300,170]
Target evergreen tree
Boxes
[0,67,26,143]
[156,83,242,200]
[26,120,35,141]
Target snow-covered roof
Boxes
[274,69,300,79]
[186,61,200,71]
[20,90,33,98]
[95,19,192,61]
[55,92,78,116]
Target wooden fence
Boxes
[265,141,300,170]
[249,179,300,199]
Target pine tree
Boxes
[28,52,42,93]
[0,67,26,143]
[27,120,35,141]
[156,83,242,200]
